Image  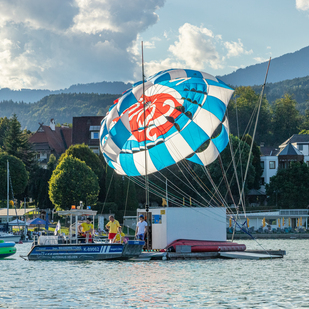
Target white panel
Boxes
[164,132,194,162]
[207,85,234,106]
[168,69,187,80]
[105,105,120,130]
[132,81,153,101]
[149,207,227,249]
[196,140,219,166]
[201,72,218,81]
[132,150,158,175]
[102,137,121,162]
[193,108,221,136]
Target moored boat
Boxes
[24,208,144,261]
[0,232,20,243]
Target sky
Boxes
[0,0,309,90]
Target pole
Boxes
[7,160,9,224]
[166,178,168,207]
[142,41,150,250]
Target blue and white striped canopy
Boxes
[100,69,234,176]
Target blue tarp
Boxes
[27,218,46,225]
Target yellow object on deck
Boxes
[262,217,266,228]
[288,218,291,227]
[229,217,232,228]
[247,217,249,228]
[278,218,281,228]
[282,217,285,227]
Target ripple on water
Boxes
[1,240,309,308]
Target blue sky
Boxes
[0,0,308,90]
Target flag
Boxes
[229,217,232,228]
[247,217,249,228]
[45,213,49,231]
[54,220,61,235]
[262,218,266,228]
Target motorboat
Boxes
[24,209,144,261]
[0,232,20,243]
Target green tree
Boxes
[49,155,99,210]
[28,154,57,209]
[0,117,10,147]
[58,143,106,202]
[2,114,35,171]
[0,153,28,202]
[266,162,309,208]
[271,94,301,145]
[228,86,272,145]
[241,134,263,189]
[194,135,255,205]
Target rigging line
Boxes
[123,178,130,218]
[218,155,237,206]
[238,57,271,215]
[129,174,232,225]
[8,164,21,232]
[100,169,115,214]
[203,166,231,210]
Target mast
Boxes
[238,58,271,215]
[7,160,9,225]
[141,41,150,249]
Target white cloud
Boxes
[254,57,269,63]
[0,0,166,89]
[168,23,222,70]
[224,39,253,58]
[296,0,309,11]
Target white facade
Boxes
[137,207,226,250]
[228,209,308,231]
[261,155,278,185]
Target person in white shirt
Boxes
[135,215,148,240]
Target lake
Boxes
[1,239,309,308]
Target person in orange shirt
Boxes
[105,215,120,243]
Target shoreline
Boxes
[227,233,309,240]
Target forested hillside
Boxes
[0,93,119,131]
[252,75,309,112]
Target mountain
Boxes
[219,46,309,86]
[0,81,132,103]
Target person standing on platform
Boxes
[78,217,94,243]
[135,215,148,240]
[105,215,120,243]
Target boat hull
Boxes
[27,240,144,261]
[0,235,21,243]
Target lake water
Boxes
[1,239,309,308]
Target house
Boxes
[29,119,72,168]
[260,137,306,189]
[71,116,103,155]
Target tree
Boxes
[194,135,255,205]
[49,155,99,210]
[266,162,309,208]
[271,94,301,145]
[2,114,35,171]
[58,143,106,202]
[0,117,10,147]
[241,134,263,189]
[0,153,28,202]
[228,86,272,145]
[28,154,57,209]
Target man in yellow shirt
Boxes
[78,217,93,243]
[105,215,120,243]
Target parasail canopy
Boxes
[100,69,234,176]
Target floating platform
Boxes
[219,251,283,260]
[130,249,285,261]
